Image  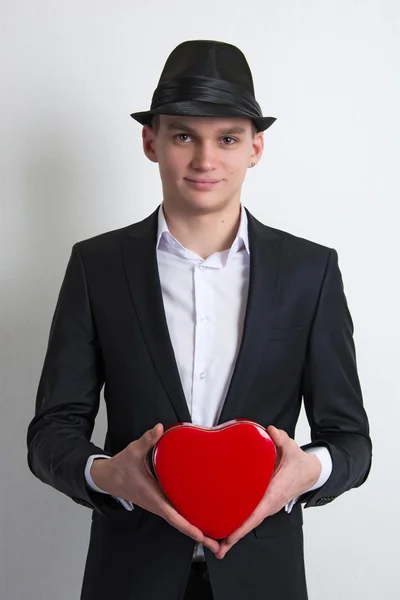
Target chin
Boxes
[184,198,231,216]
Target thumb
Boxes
[141,423,164,451]
[267,425,282,445]
[152,422,164,439]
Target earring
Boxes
[250,162,256,167]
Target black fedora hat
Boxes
[130,39,276,133]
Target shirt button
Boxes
[199,265,205,271]
[199,371,206,379]
[201,316,208,323]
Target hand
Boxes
[215,425,322,559]
[91,423,220,554]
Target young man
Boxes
[27,40,372,600]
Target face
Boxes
[142,115,264,215]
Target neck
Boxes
[161,201,242,260]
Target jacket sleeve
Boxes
[26,242,121,515]
[298,248,372,508]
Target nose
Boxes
[190,141,217,171]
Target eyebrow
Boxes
[166,122,248,136]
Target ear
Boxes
[250,131,264,164]
[142,126,159,164]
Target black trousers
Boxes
[183,562,214,600]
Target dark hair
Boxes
[150,114,258,138]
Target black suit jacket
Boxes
[27,206,372,600]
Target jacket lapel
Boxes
[217,209,281,423]
[122,207,192,424]
[121,206,282,426]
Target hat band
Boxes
[150,76,263,118]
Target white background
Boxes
[1,1,399,598]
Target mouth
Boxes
[184,178,221,189]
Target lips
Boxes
[185,178,221,189]
[186,179,220,183]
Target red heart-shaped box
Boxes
[152,419,276,539]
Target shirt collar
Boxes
[156,203,250,256]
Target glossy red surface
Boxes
[152,419,276,539]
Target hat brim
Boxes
[130,101,276,132]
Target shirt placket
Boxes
[191,263,213,426]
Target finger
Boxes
[216,544,231,559]
[215,506,279,560]
[201,535,220,554]
[224,514,261,547]
[214,511,265,560]
[148,482,220,552]
[138,423,164,454]
[268,425,291,446]
[142,468,200,534]
[162,504,208,543]
[226,495,271,546]
[266,425,283,445]
[167,511,219,551]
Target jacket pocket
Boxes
[253,503,303,539]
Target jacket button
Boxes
[316,496,335,506]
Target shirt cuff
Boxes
[84,454,134,511]
[285,446,333,513]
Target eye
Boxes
[175,134,192,143]
[221,136,237,145]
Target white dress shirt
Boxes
[85,203,332,559]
